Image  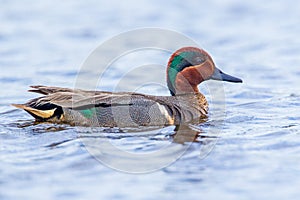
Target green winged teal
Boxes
[12,47,242,127]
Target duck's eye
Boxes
[194,56,205,64]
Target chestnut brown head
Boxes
[167,47,242,95]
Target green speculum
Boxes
[79,107,96,118]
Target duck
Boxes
[12,47,242,127]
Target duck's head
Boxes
[167,47,242,95]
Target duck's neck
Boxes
[174,77,199,94]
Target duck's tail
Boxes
[11,103,61,121]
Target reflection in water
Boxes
[171,119,212,144]
[173,124,200,144]
[74,121,218,173]
[13,120,69,133]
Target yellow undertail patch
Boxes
[11,104,57,119]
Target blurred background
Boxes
[1,0,300,199]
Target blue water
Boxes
[1,0,300,199]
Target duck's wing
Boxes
[43,90,152,109]
[12,86,161,121]
[28,85,78,95]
